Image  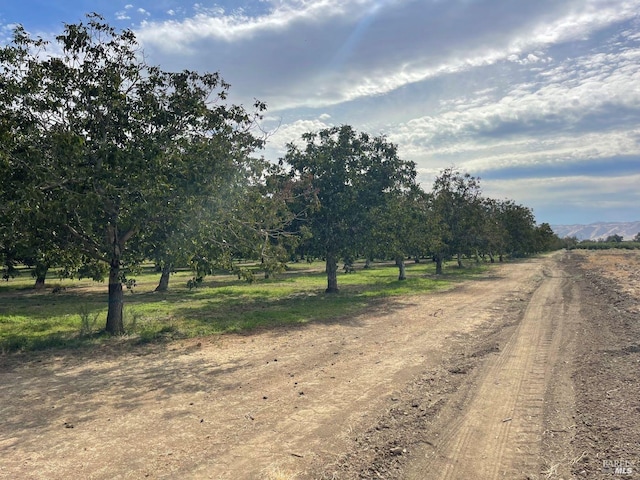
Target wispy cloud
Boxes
[5,0,640,224]
[483,173,640,223]
[389,42,640,175]
[136,0,640,110]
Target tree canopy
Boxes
[0,15,562,336]
[281,125,417,292]
[0,15,266,333]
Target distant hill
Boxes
[551,221,640,241]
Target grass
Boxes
[0,259,490,353]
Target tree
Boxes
[429,168,483,273]
[235,162,308,279]
[144,158,256,292]
[0,16,265,333]
[199,159,306,283]
[498,200,536,258]
[368,187,428,280]
[0,27,85,288]
[634,232,640,243]
[478,198,508,263]
[605,234,623,243]
[534,223,562,252]
[281,125,416,292]
[562,236,579,249]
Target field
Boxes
[1,251,639,479]
[0,260,477,353]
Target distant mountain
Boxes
[551,221,640,241]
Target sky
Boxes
[2,0,640,226]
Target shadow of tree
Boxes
[0,295,412,454]
[0,259,499,354]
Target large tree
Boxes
[498,200,537,258]
[281,125,416,292]
[534,223,562,252]
[0,28,83,286]
[0,16,265,333]
[368,186,429,280]
[430,168,483,273]
[478,197,508,263]
[144,158,256,292]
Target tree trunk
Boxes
[33,263,48,290]
[435,253,443,275]
[499,253,504,262]
[106,260,124,335]
[364,258,371,269]
[457,252,463,268]
[397,256,406,281]
[155,263,172,292]
[34,276,46,290]
[488,252,495,263]
[325,251,339,293]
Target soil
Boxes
[1,250,639,480]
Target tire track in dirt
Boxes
[404,258,572,479]
[0,259,546,480]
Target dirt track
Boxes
[1,250,639,479]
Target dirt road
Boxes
[403,256,580,479]
[1,251,639,479]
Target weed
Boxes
[124,306,143,334]
[264,464,299,480]
[78,304,101,337]
[187,276,203,290]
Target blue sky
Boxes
[2,0,640,226]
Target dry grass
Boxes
[264,464,300,480]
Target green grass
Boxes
[0,259,490,353]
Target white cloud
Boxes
[136,0,640,111]
[386,45,640,172]
[261,117,334,159]
[116,4,138,20]
[0,22,18,41]
[483,173,640,218]
[138,0,346,47]
[7,0,640,225]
